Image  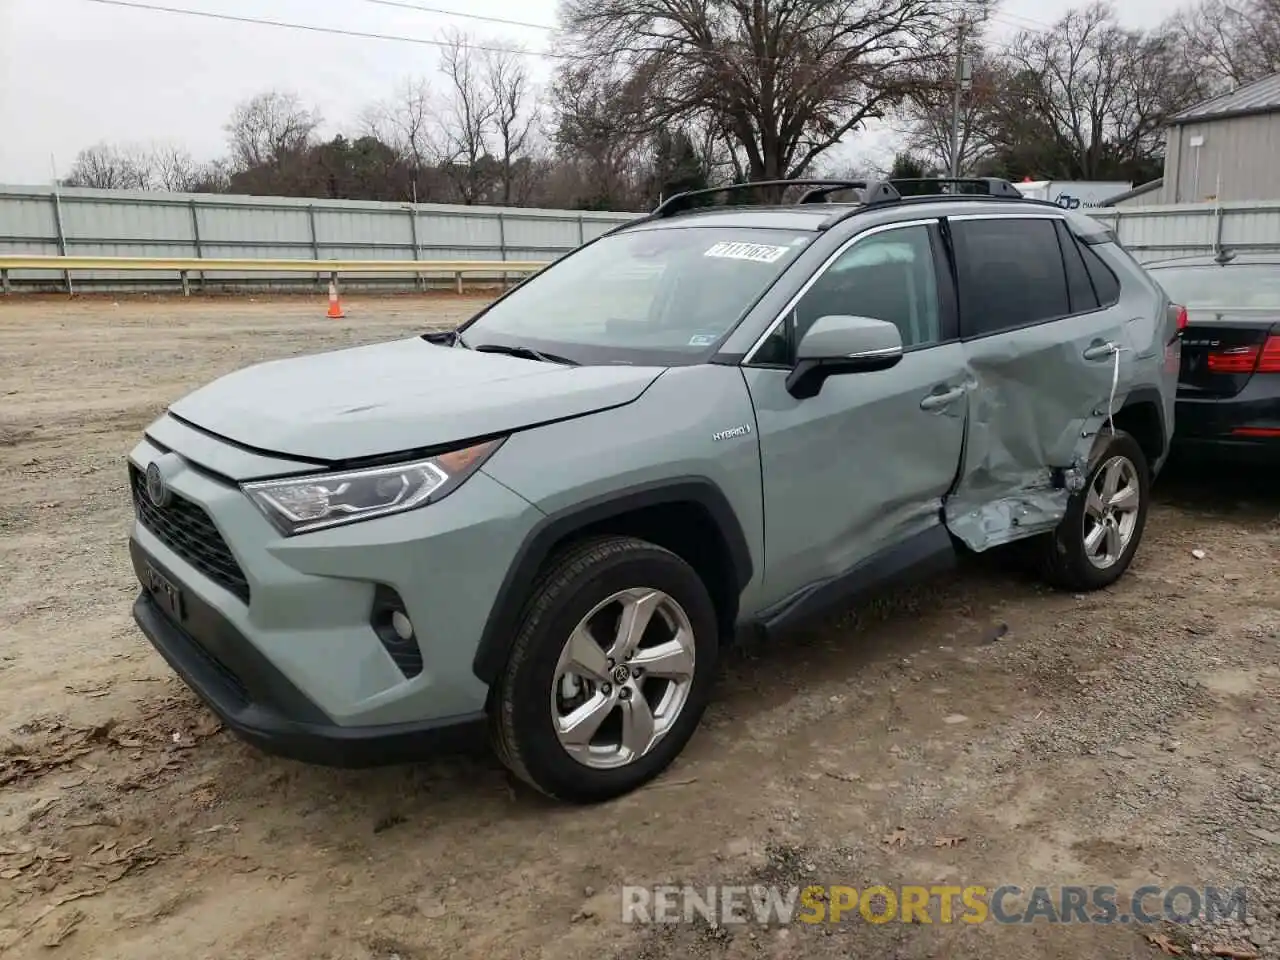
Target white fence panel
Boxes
[1095,201,1280,262]
[10,184,1276,291]
[0,184,640,291]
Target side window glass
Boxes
[1080,243,1122,307]
[787,225,941,353]
[752,315,793,366]
[953,218,1071,336]
[1055,220,1100,314]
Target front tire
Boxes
[490,536,719,803]
[1038,428,1151,591]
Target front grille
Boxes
[130,464,251,604]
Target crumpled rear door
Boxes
[945,317,1136,550]
[942,215,1138,551]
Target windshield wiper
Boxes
[473,343,578,366]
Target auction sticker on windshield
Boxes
[704,241,792,264]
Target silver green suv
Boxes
[127,178,1179,803]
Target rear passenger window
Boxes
[1054,221,1099,313]
[952,218,1071,337]
[1080,243,1122,306]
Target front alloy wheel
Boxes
[552,588,697,769]
[490,536,718,803]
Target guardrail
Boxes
[0,255,551,296]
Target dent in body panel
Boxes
[478,365,769,609]
[944,314,1138,552]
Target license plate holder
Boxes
[145,563,185,622]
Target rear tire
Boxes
[1038,429,1150,591]
[490,536,719,803]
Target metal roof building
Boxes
[1123,72,1280,205]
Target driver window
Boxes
[753,224,941,365]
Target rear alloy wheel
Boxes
[1038,428,1151,591]
[490,536,718,803]
[1080,456,1142,570]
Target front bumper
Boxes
[131,554,486,767]
[126,418,546,761]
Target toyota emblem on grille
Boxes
[145,462,171,508]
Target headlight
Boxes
[242,438,503,535]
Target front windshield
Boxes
[460,226,814,364]
[1148,264,1280,309]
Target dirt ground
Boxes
[1,295,1278,960]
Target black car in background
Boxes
[1144,252,1280,463]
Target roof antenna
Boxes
[1213,247,1237,264]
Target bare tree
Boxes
[686,109,746,185]
[149,144,202,191]
[1168,0,1280,92]
[989,3,1203,179]
[187,159,232,194]
[483,47,538,205]
[437,30,498,203]
[894,48,1002,176]
[64,143,154,189]
[555,0,981,192]
[225,91,321,171]
[64,142,232,193]
[551,63,652,209]
[365,77,438,179]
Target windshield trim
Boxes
[451,223,819,367]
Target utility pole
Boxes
[948,19,972,180]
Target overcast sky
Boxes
[0,0,1190,185]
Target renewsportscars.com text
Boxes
[621,884,1248,926]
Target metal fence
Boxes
[0,184,640,292]
[1,183,1278,292]
[1091,200,1280,262]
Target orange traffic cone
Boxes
[327,279,345,319]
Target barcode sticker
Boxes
[703,241,791,263]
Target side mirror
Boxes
[785,315,904,399]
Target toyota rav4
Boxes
[127,178,1179,803]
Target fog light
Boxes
[391,610,414,641]
[370,584,423,679]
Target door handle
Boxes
[920,386,966,411]
[1083,341,1117,361]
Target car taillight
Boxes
[1208,345,1260,373]
[1174,304,1188,333]
[1257,334,1280,373]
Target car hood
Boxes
[168,337,665,461]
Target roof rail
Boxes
[816,177,1049,230]
[604,175,1037,239]
[795,180,901,205]
[651,179,902,218]
[887,177,1025,198]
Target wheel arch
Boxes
[1112,387,1167,469]
[472,478,754,686]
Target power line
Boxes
[360,0,556,33]
[78,0,547,56]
